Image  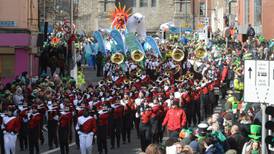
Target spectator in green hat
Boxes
[242,124,261,154]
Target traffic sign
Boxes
[244,60,274,104]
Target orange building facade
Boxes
[237,0,274,40]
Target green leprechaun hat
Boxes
[232,102,238,111]
[248,124,261,141]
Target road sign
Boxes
[244,60,274,103]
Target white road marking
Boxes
[41,142,76,154]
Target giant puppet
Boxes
[93,4,157,65]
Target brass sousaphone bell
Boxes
[171,47,185,62]
[111,52,125,65]
[131,50,145,62]
[194,46,207,59]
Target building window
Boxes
[133,0,136,7]
[151,0,156,7]
[0,55,15,78]
[245,0,249,24]
[200,2,205,16]
[140,0,148,7]
[104,0,107,12]
[179,0,183,12]
[254,0,262,25]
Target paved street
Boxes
[15,128,143,154]
[15,68,143,154]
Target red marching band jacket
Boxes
[97,109,109,126]
[2,116,21,133]
[181,92,191,106]
[150,104,164,120]
[59,111,71,128]
[76,115,96,134]
[141,109,152,124]
[28,113,42,129]
[111,103,124,119]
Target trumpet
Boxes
[111,52,124,65]
[131,50,145,62]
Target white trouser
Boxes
[79,132,94,154]
[4,132,17,154]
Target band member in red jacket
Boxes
[58,107,71,154]
[149,98,164,143]
[139,104,153,152]
[28,105,42,154]
[162,100,186,138]
[110,102,124,149]
[97,106,109,154]
[120,94,133,144]
[75,108,96,154]
[2,108,20,154]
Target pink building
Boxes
[0,0,39,84]
[237,0,274,41]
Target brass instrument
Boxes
[111,52,124,65]
[174,64,181,74]
[194,46,207,59]
[124,78,130,84]
[187,72,194,79]
[98,80,105,87]
[164,71,170,77]
[131,50,145,62]
[176,76,185,82]
[156,76,163,83]
[136,69,142,77]
[171,47,185,62]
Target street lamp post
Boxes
[205,0,209,44]
[69,0,77,85]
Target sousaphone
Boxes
[194,46,207,59]
[111,52,124,65]
[131,49,145,62]
[171,47,185,62]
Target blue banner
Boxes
[110,30,125,53]
[93,31,106,55]
[146,36,162,57]
[169,27,193,34]
[125,33,144,53]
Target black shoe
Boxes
[110,146,114,149]
[123,141,126,144]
